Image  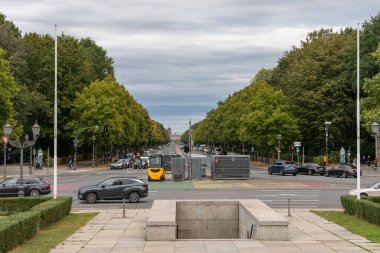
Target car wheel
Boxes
[268,169,272,175]
[360,193,368,197]
[324,171,329,177]
[342,172,348,178]
[307,170,313,176]
[280,169,285,176]
[292,173,297,176]
[86,192,97,204]
[128,192,140,203]
[148,177,151,182]
[29,189,40,197]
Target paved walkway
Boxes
[51,209,380,253]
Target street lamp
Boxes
[7,121,41,196]
[92,135,96,168]
[3,121,12,180]
[276,134,282,162]
[371,122,379,167]
[325,121,331,166]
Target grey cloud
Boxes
[1,0,380,133]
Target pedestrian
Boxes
[362,155,366,164]
[67,155,73,169]
[367,155,371,167]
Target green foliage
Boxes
[67,76,169,147]
[362,43,380,129]
[190,79,299,151]
[0,196,72,252]
[340,195,380,225]
[0,197,50,215]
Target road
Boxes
[35,144,380,211]
[5,143,375,210]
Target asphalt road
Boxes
[36,144,380,211]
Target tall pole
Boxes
[325,126,329,166]
[92,135,95,168]
[18,148,24,197]
[356,23,361,200]
[189,118,192,180]
[29,145,33,174]
[3,143,6,180]
[53,24,58,199]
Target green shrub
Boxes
[0,197,51,215]
[31,196,72,228]
[0,210,40,252]
[0,196,72,252]
[341,195,380,226]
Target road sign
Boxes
[296,146,300,152]
[1,136,8,144]
[294,142,301,147]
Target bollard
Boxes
[123,198,126,218]
[287,198,292,217]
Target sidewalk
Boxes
[0,161,108,178]
[51,208,380,253]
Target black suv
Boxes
[0,177,51,197]
[78,177,148,204]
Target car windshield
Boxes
[367,182,380,189]
[149,156,162,167]
[114,160,123,164]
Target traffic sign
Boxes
[1,136,8,144]
[294,142,301,147]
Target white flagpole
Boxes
[356,23,361,200]
[54,24,58,199]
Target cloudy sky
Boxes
[1,1,380,133]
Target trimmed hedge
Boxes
[0,197,51,215]
[341,195,380,225]
[0,196,72,252]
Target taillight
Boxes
[143,184,148,189]
[44,184,51,189]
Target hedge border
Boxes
[0,196,72,253]
[0,197,51,215]
[341,195,380,225]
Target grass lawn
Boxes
[312,210,380,243]
[9,212,98,253]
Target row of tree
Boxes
[183,14,380,158]
[0,13,169,157]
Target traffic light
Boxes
[6,147,12,161]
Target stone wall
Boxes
[176,200,239,239]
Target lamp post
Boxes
[92,135,96,168]
[7,121,41,197]
[73,125,99,170]
[3,121,12,180]
[325,121,331,166]
[371,122,379,167]
[276,134,282,161]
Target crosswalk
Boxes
[253,189,320,208]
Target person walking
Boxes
[367,155,371,167]
[67,155,73,169]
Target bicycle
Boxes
[370,163,380,171]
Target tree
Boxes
[362,43,380,131]
[0,49,21,137]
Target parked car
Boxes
[349,181,380,197]
[268,163,297,176]
[122,158,132,168]
[0,177,51,197]
[215,148,223,155]
[77,177,148,204]
[324,164,362,178]
[110,159,128,170]
[298,163,326,175]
